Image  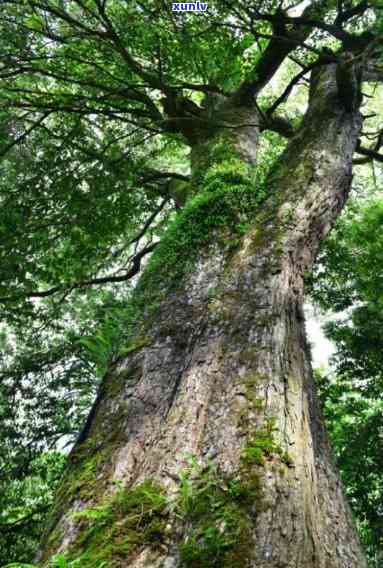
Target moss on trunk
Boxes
[38,66,366,568]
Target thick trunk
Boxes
[38,66,366,567]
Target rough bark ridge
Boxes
[39,66,366,567]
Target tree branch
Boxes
[231,1,334,104]
[354,140,383,164]
[363,64,383,83]
[266,62,318,117]
[335,0,369,25]
[0,65,163,121]
[0,243,158,303]
[0,505,50,531]
[91,0,171,94]
[262,114,295,138]
[0,112,51,158]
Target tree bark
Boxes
[38,65,366,567]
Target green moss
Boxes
[114,137,269,352]
[44,455,265,568]
[179,511,249,568]
[281,451,294,467]
[177,461,258,567]
[42,137,281,565]
[240,372,268,388]
[206,285,220,303]
[242,418,283,466]
[118,336,150,357]
[43,433,136,556]
[136,181,261,303]
[41,526,64,564]
[237,347,259,365]
[232,373,267,434]
[55,449,98,508]
[57,481,169,567]
[239,373,266,409]
[40,448,101,561]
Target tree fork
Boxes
[38,65,366,567]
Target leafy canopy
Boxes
[1,0,383,564]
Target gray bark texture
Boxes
[38,65,366,567]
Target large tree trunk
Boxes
[38,66,366,567]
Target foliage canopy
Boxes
[0,0,383,565]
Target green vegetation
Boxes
[0,453,66,567]
[42,424,289,568]
[176,459,258,567]
[311,197,383,566]
[24,458,262,568]
[242,418,283,466]
[63,480,168,567]
[126,144,268,327]
[0,0,382,565]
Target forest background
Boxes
[0,0,382,566]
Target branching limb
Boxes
[335,0,369,26]
[0,243,158,303]
[91,0,172,95]
[139,170,189,184]
[354,137,383,164]
[0,504,50,531]
[0,186,174,305]
[266,62,319,117]
[1,0,174,124]
[0,112,51,157]
[261,113,295,138]
[231,1,334,105]
[363,64,383,83]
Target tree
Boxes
[0,452,66,566]
[312,197,383,566]
[1,0,383,566]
